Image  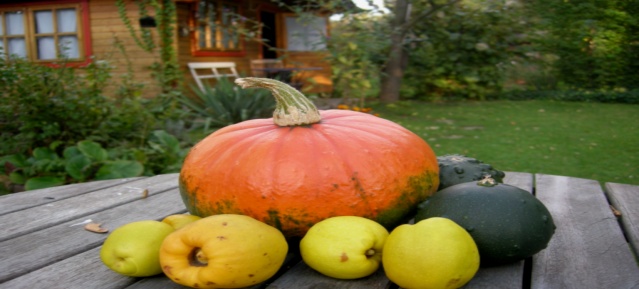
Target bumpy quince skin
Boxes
[159,214,288,289]
[161,214,202,230]
[383,217,479,289]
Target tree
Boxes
[402,0,530,100]
[379,0,460,103]
[528,0,639,89]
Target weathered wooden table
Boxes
[1,172,638,289]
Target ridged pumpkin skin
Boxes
[179,79,439,237]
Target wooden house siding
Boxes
[175,0,332,94]
[88,0,163,97]
[3,0,332,97]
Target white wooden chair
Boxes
[187,62,239,92]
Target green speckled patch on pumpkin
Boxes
[179,175,243,217]
[374,170,439,229]
[267,209,283,231]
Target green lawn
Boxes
[368,99,639,186]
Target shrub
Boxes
[0,56,189,193]
[0,57,113,155]
[179,77,276,130]
[401,0,530,101]
[494,89,639,104]
[1,140,144,192]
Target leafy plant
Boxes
[325,16,387,106]
[2,140,144,192]
[115,0,182,92]
[527,0,639,90]
[0,57,113,156]
[141,130,187,175]
[179,77,276,129]
[401,0,530,100]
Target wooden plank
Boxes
[0,177,143,215]
[502,171,534,192]
[0,174,179,242]
[265,261,392,289]
[463,171,532,289]
[0,187,186,283]
[123,253,302,289]
[464,264,524,289]
[605,182,639,259]
[0,247,136,289]
[531,174,639,289]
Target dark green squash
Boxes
[415,177,556,266]
[437,154,505,190]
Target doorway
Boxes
[260,11,278,59]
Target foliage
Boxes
[179,78,276,129]
[527,0,639,90]
[2,140,144,192]
[0,57,112,155]
[493,89,639,104]
[0,52,189,194]
[401,0,530,100]
[326,15,387,105]
[270,0,388,103]
[115,0,182,93]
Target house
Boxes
[0,0,343,96]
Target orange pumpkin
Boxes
[179,78,439,237]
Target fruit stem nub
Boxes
[365,249,376,257]
[189,248,208,267]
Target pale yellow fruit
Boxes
[300,216,389,279]
[100,220,175,277]
[161,214,201,230]
[383,217,479,289]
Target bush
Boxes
[179,77,276,130]
[401,0,530,101]
[1,140,144,191]
[0,57,113,155]
[494,89,639,104]
[527,0,639,90]
[0,57,189,193]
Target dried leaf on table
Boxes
[84,222,109,233]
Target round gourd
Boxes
[179,78,439,237]
[437,154,505,190]
[415,178,555,266]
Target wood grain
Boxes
[0,174,178,242]
[0,178,143,215]
[605,182,639,261]
[531,174,639,289]
[0,187,185,283]
[266,261,392,289]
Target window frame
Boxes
[190,0,246,57]
[0,0,91,65]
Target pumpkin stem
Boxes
[235,77,321,126]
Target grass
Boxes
[368,99,639,186]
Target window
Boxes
[193,0,245,56]
[1,3,85,62]
[284,15,327,51]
